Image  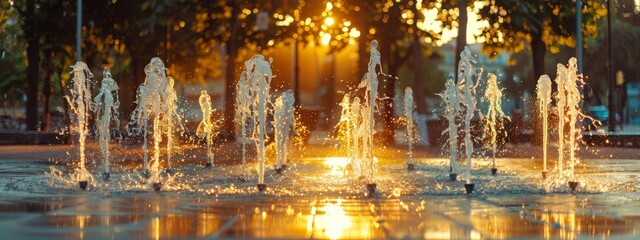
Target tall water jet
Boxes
[555,63,567,178]
[458,47,481,194]
[358,40,381,196]
[197,90,215,167]
[536,75,552,179]
[163,77,182,174]
[439,74,460,180]
[561,58,585,192]
[235,67,253,180]
[274,90,295,173]
[244,55,273,192]
[482,73,508,175]
[93,67,120,181]
[403,87,416,171]
[65,62,94,190]
[129,57,169,190]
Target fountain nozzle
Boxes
[102,172,110,181]
[464,183,475,194]
[366,183,377,196]
[275,167,283,174]
[79,181,88,190]
[568,181,578,193]
[257,184,267,192]
[542,170,548,179]
[449,173,458,181]
[153,182,162,192]
[407,163,415,171]
[491,168,497,176]
[205,162,213,168]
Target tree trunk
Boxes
[530,32,546,145]
[378,41,396,144]
[357,31,368,83]
[42,50,53,131]
[454,0,468,83]
[25,0,40,131]
[120,57,147,119]
[222,3,241,140]
[223,41,238,140]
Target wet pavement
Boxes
[0,142,639,239]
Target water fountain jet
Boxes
[404,87,416,171]
[242,55,273,191]
[439,74,460,181]
[458,46,482,192]
[358,40,382,194]
[94,67,120,181]
[536,75,552,179]
[65,62,94,189]
[482,73,508,176]
[274,90,295,174]
[197,90,215,168]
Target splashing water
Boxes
[555,58,586,181]
[93,67,120,178]
[458,46,482,184]
[164,77,183,172]
[274,90,295,170]
[439,74,460,175]
[64,62,94,183]
[482,73,509,170]
[356,40,382,184]
[129,57,170,183]
[235,65,253,179]
[244,55,273,185]
[536,75,552,173]
[403,87,416,167]
[197,90,215,167]
[350,97,364,177]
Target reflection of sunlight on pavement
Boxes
[322,201,351,239]
[307,200,353,240]
[323,157,349,175]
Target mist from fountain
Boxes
[482,73,508,174]
[403,87,416,170]
[93,67,120,180]
[197,90,215,167]
[274,90,295,172]
[536,75,552,178]
[65,62,95,188]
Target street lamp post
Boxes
[76,0,82,61]
[607,0,615,132]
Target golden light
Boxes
[320,201,351,240]
[349,28,361,38]
[323,157,348,174]
[321,33,332,45]
[326,2,333,11]
[324,17,335,26]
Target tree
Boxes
[477,0,605,144]
[478,0,605,91]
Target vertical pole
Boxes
[76,0,82,62]
[293,39,300,109]
[576,0,583,73]
[607,0,615,132]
